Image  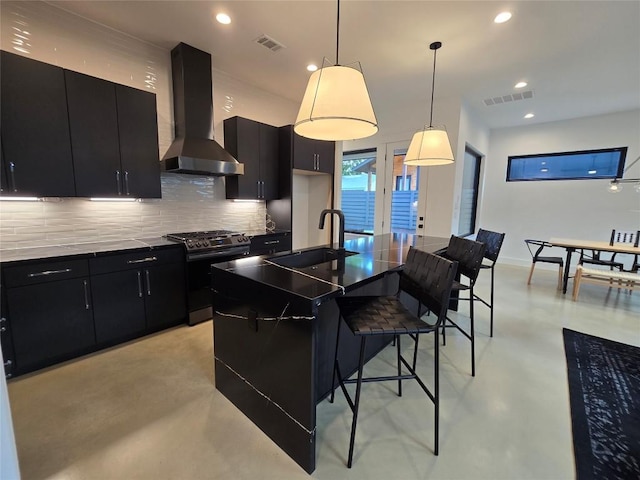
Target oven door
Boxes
[185,248,249,325]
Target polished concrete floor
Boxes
[7,264,640,480]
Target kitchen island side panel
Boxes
[212,268,316,473]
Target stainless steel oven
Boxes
[166,230,250,325]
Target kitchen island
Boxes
[210,233,449,473]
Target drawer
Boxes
[2,258,90,287]
[90,245,184,275]
[250,232,291,255]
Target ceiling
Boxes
[47,1,640,130]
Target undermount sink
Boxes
[267,247,358,269]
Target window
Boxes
[341,149,376,233]
[457,148,481,237]
[506,147,627,181]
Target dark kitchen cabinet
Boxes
[225,116,280,200]
[0,286,14,378]
[116,85,162,198]
[66,70,121,197]
[250,231,292,256]
[90,246,187,343]
[280,125,335,174]
[3,258,95,374]
[0,51,76,197]
[66,72,161,198]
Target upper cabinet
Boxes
[66,71,161,198]
[0,51,76,197]
[0,51,161,199]
[225,116,280,200]
[116,85,162,198]
[280,126,335,175]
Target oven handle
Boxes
[187,247,250,262]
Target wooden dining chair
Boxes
[525,239,564,290]
[579,229,640,273]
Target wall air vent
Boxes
[484,90,534,106]
[254,34,286,52]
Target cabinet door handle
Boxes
[137,271,143,298]
[124,171,130,196]
[145,269,151,296]
[116,170,122,195]
[27,268,72,277]
[315,154,318,170]
[9,162,17,192]
[83,280,90,310]
[126,256,157,264]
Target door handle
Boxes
[126,256,157,264]
[137,271,143,298]
[9,162,17,192]
[83,280,90,310]
[28,268,72,277]
[124,171,130,196]
[145,269,151,296]
[116,170,122,195]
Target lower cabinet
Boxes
[0,245,187,377]
[250,231,292,256]
[90,246,187,342]
[3,258,95,374]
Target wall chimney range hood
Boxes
[161,43,243,176]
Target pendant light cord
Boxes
[429,45,437,127]
[336,0,340,65]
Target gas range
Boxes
[165,230,251,261]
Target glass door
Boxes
[340,148,377,235]
[384,141,420,234]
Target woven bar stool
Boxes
[330,248,457,468]
[438,235,486,377]
[474,229,505,337]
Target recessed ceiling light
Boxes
[216,13,231,25]
[524,113,535,119]
[515,81,527,89]
[306,64,318,72]
[494,12,512,24]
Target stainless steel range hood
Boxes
[161,43,243,176]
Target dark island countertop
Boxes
[211,233,450,303]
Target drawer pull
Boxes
[83,280,90,310]
[145,270,151,296]
[27,268,72,277]
[137,271,143,298]
[126,256,157,264]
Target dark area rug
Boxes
[563,328,640,480]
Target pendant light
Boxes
[405,41,454,166]
[608,154,640,193]
[294,0,378,141]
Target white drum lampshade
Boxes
[294,64,378,141]
[404,126,454,166]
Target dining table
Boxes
[549,237,640,294]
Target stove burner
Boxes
[165,230,251,257]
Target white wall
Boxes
[0,1,298,248]
[481,109,640,266]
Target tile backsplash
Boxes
[0,174,266,250]
[0,1,300,252]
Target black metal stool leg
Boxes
[396,335,402,397]
[490,265,495,337]
[470,287,476,377]
[434,329,439,455]
[347,337,367,468]
[330,314,343,404]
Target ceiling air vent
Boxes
[254,34,286,52]
[484,90,534,106]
